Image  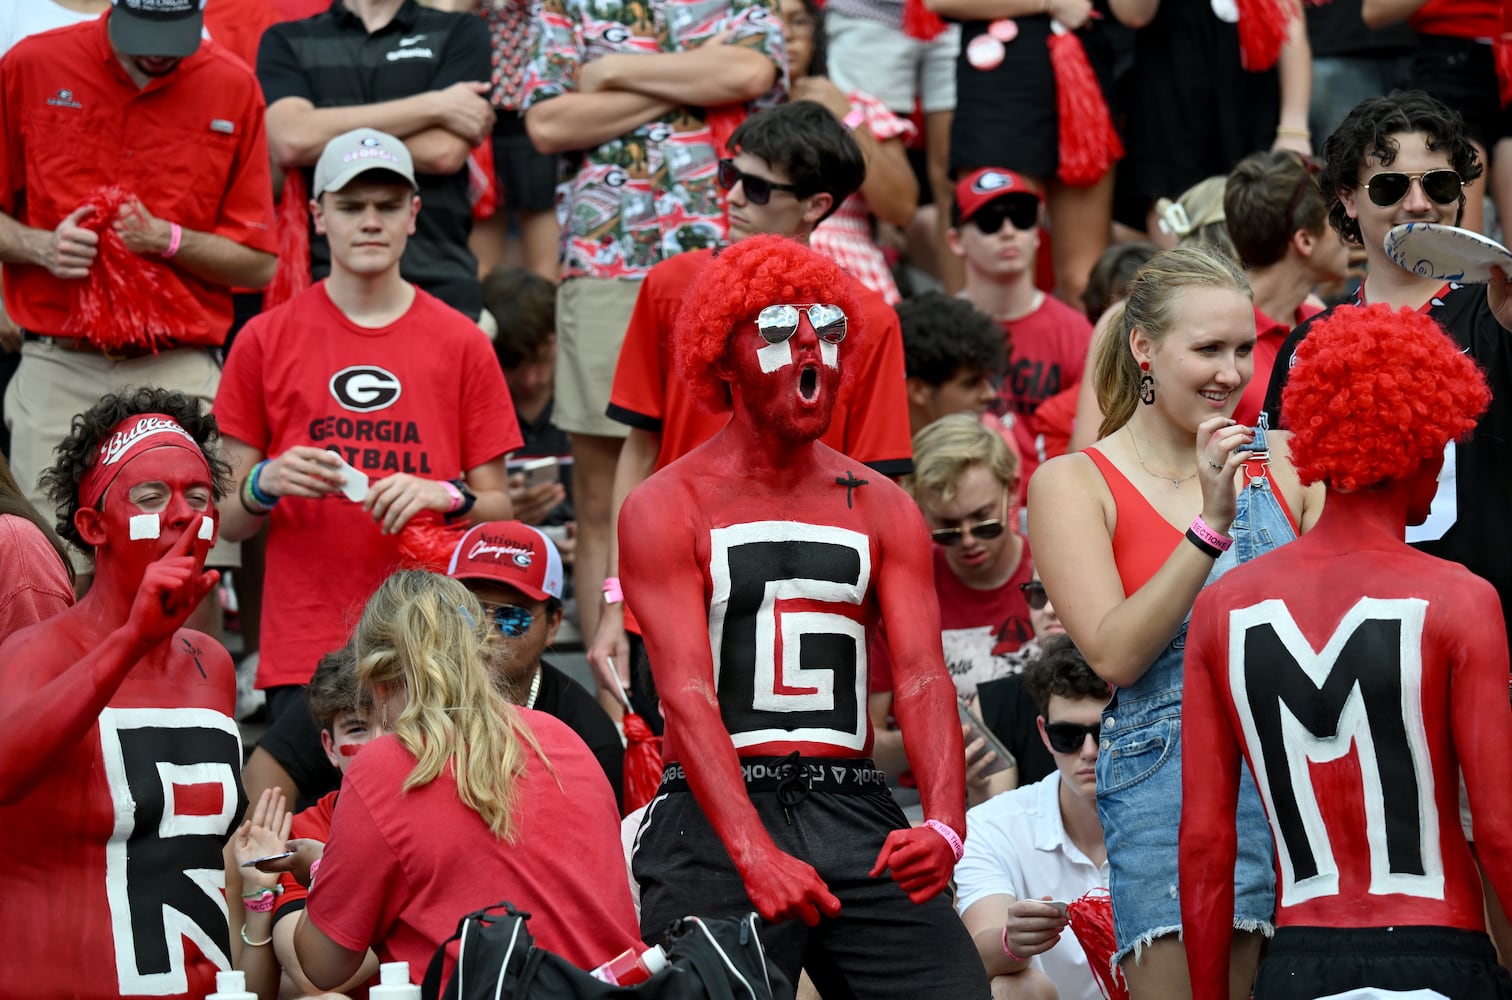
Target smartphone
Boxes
[240,851,295,868]
[518,456,560,489]
[959,699,1016,778]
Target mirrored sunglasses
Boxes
[484,603,535,638]
[1363,169,1462,208]
[1019,580,1048,611]
[717,159,802,206]
[756,303,848,345]
[930,517,1006,546]
[1044,720,1099,754]
[969,195,1040,234]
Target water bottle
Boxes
[206,970,256,1000]
[588,944,669,985]
[369,961,422,999]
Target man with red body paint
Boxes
[0,387,244,1000]
[1180,305,1512,999]
[623,236,988,998]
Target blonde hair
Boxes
[1154,175,1238,262]
[353,569,547,840]
[1093,245,1251,439]
[907,413,1018,505]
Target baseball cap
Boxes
[312,128,418,198]
[446,522,564,602]
[109,0,206,59]
[953,168,1041,225]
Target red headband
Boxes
[78,413,209,510]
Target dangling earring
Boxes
[380,702,389,731]
[1138,361,1155,405]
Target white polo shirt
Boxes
[956,771,1110,1000]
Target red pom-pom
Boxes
[1067,888,1129,1000]
[902,0,947,40]
[621,711,665,815]
[469,141,499,221]
[1234,0,1293,71]
[1496,36,1511,108]
[1048,28,1124,187]
[396,516,469,573]
[63,186,196,352]
[265,168,311,310]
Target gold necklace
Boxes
[1126,426,1196,488]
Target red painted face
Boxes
[727,308,842,443]
[91,447,216,577]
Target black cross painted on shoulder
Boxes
[835,470,869,508]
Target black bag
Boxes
[419,902,792,1000]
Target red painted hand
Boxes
[868,826,956,903]
[740,847,842,926]
[126,513,218,646]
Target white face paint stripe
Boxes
[129,514,161,540]
[757,339,794,373]
[197,518,215,542]
[820,340,839,369]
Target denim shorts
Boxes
[1094,470,1296,967]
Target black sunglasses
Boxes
[930,517,1006,546]
[969,194,1039,235]
[1020,580,1048,611]
[483,603,534,638]
[756,303,847,345]
[718,159,802,205]
[1363,169,1462,208]
[1044,720,1099,754]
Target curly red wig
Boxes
[675,235,862,412]
[1283,303,1489,491]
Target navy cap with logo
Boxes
[953,167,1042,225]
[109,0,206,59]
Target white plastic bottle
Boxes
[206,970,256,1000]
[589,944,670,985]
[369,961,422,999]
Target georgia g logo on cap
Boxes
[972,171,1015,195]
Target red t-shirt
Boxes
[0,622,243,999]
[214,283,521,688]
[1409,0,1499,37]
[607,248,914,478]
[0,16,276,344]
[307,710,641,980]
[995,294,1094,487]
[869,541,1035,699]
[0,514,71,644]
[205,0,281,69]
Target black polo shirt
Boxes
[258,0,488,317]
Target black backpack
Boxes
[419,902,792,1000]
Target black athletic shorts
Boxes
[1411,35,1506,151]
[1254,926,1512,1000]
[492,112,558,214]
[632,756,989,1000]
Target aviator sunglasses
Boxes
[929,516,1007,546]
[1044,720,1100,754]
[1362,169,1462,208]
[718,159,802,205]
[968,194,1040,235]
[483,603,535,638]
[757,304,848,345]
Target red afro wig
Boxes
[675,234,862,412]
[1283,303,1489,491]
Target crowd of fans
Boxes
[0,0,1509,997]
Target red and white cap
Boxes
[953,167,1041,224]
[446,521,564,601]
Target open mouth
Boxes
[799,365,819,402]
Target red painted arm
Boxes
[0,516,218,803]
[620,485,841,926]
[867,497,965,901]
[1179,587,1242,1000]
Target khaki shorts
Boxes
[4,340,241,572]
[553,276,642,438]
[824,10,959,114]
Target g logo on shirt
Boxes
[330,366,403,413]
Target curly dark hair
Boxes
[896,290,1004,386]
[1321,91,1483,247]
[1023,633,1109,717]
[40,387,233,549]
[307,643,360,732]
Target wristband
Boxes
[1275,125,1310,140]
[307,856,322,889]
[443,478,476,523]
[441,479,465,513]
[1188,515,1233,553]
[922,819,964,862]
[842,107,865,131]
[241,926,272,947]
[602,576,624,605]
[247,460,278,508]
[242,888,277,913]
[1001,925,1028,962]
[162,222,183,259]
[239,477,273,516]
